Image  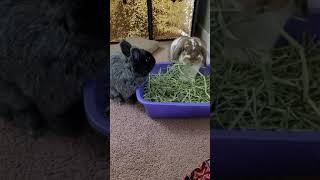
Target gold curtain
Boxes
[110,0,149,42]
[152,0,195,40]
[110,0,196,42]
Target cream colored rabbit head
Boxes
[169,36,207,66]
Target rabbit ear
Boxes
[193,37,207,65]
[130,48,140,62]
[120,40,132,57]
[200,46,208,65]
[198,40,208,65]
[169,36,189,61]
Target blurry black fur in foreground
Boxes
[0,0,108,137]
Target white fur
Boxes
[169,36,185,60]
[223,0,295,63]
[170,36,207,65]
[169,36,206,81]
[190,39,196,50]
[178,54,186,64]
[179,63,202,81]
[309,0,320,12]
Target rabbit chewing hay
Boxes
[222,0,307,64]
[169,36,207,80]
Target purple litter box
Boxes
[136,62,210,118]
[212,10,320,178]
[83,75,108,136]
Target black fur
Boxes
[120,40,155,77]
[0,0,107,136]
[110,40,155,103]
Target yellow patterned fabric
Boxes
[152,0,195,40]
[110,0,195,42]
[110,0,149,42]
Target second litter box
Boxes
[212,7,320,178]
[83,74,108,136]
[136,62,210,118]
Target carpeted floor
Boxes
[110,41,210,180]
[0,118,109,180]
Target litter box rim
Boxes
[136,62,210,118]
[211,11,320,177]
[83,77,109,136]
[136,61,210,106]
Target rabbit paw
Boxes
[112,96,125,104]
[127,95,137,104]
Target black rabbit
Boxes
[110,40,155,103]
[0,0,108,137]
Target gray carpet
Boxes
[0,118,108,180]
[110,41,210,180]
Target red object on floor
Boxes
[185,159,210,180]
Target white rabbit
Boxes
[222,0,307,63]
[169,36,207,80]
